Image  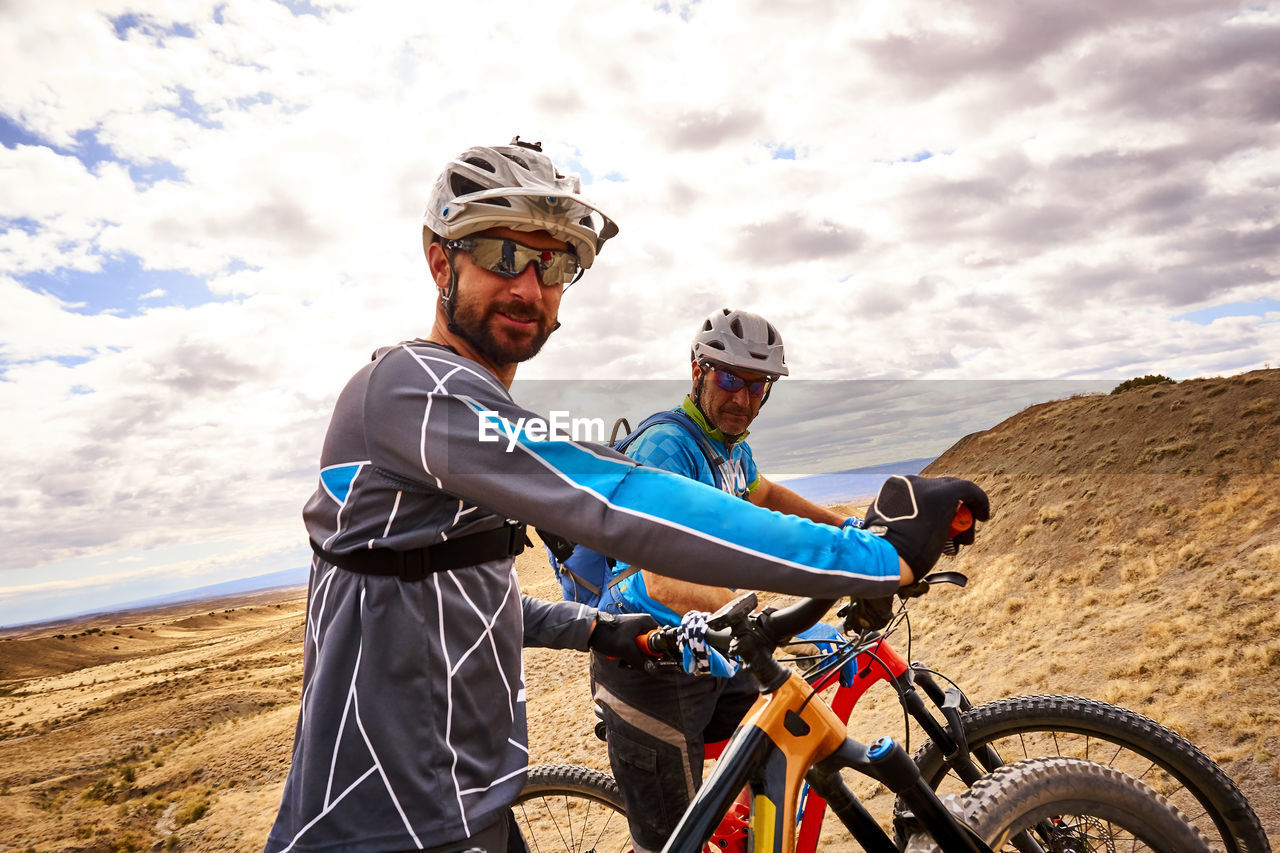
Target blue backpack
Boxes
[541,409,731,612]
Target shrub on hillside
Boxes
[1110,374,1175,395]
[174,793,210,825]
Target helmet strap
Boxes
[440,248,461,327]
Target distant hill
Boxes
[112,567,309,612]
[778,456,936,504]
[4,567,308,632]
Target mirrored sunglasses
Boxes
[445,237,581,286]
[712,368,771,397]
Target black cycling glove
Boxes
[588,611,659,669]
[862,475,991,578]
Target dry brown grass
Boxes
[0,593,305,851]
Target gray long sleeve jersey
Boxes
[265,341,900,852]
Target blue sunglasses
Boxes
[711,368,772,397]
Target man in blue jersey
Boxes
[266,138,987,853]
[594,309,864,852]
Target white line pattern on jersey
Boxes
[284,588,426,852]
[434,570,472,838]
[299,563,337,732]
[446,570,517,729]
[379,490,403,542]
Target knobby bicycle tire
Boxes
[908,694,1270,853]
[905,756,1211,853]
[513,764,631,853]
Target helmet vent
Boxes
[707,341,726,351]
[730,318,744,338]
[451,174,488,198]
[503,153,530,170]
[766,327,777,345]
[464,156,496,173]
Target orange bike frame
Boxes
[696,637,912,853]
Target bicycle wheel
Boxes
[904,756,1210,853]
[909,694,1270,853]
[513,764,631,853]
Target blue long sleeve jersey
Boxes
[265,341,899,853]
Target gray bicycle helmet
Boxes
[690,308,789,377]
[422,137,618,269]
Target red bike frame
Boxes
[701,636,912,853]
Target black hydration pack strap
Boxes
[310,521,529,582]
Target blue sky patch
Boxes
[0,114,47,149]
[72,128,119,171]
[167,86,221,129]
[129,160,186,184]
[276,0,327,17]
[234,92,277,110]
[2,216,41,234]
[900,150,934,163]
[110,13,196,41]
[1176,298,1280,325]
[224,259,262,275]
[18,254,231,317]
[562,154,594,185]
[770,145,797,160]
[1,115,184,187]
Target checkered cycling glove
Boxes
[677,611,740,677]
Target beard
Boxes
[448,291,556,367]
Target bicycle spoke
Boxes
[516,801,543,853]
[513,773,631,853]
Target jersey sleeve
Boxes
[363,345,901,601]
[521,594,595,650]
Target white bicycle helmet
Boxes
[422,137,618,269]
[691,308,789,377]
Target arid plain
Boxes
[2,370,1277,852]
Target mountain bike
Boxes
[513,585,1269,853]
[512,591,1216,853]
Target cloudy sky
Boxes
[2,0,1277,625]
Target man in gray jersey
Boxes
[265,138,988,853]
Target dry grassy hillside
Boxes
[1,369,1276,851]
[901,368,1280,825]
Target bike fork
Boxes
[811,736,996,853]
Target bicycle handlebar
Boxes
[634,594,840,662]
[631,571,966,669]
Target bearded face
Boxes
[447,284,557,367]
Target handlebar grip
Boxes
[636,629,668,657]
[948,504,974,537]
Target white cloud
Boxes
[1,0,1278,616]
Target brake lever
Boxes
[707,592,757,631]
